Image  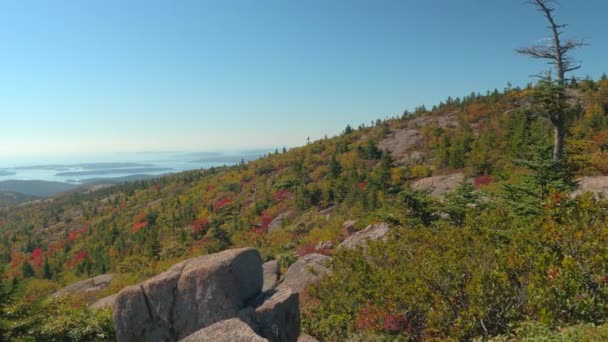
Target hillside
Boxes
[0,190,38,208]
[1,76,608,340]
[0,180,78,198]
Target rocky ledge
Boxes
[113,247,306,342]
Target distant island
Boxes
[55,167,172,177]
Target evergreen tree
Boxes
[343,124,354,135]
[328,155,341,179]
[377,152,392,189]
[501,143,576,216]
[149,232,161,260]
[517,0,583,160]
[443,181,483,226]
[43,259,52,280]
[399,188,439,226]
[21,262,34,279]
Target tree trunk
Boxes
[553,121,565,161]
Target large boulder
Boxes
[573,176,608,197]
[410,172,465,198]
[342,220,357,236]
[90,293,118,310]
[114,248,263,342]
[248,288,300,342]
[378,129,423,163]
[339,223,390,249]
[268,211,293,233]
[297,334,319,342]
[262,260,280,292]
[278,254,331,293]
[52,273,115,298]
[179,318,268,342]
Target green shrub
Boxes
[5,296,115,342]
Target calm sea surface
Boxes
[0,150,267,184]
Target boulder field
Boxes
[112,247,306,342]
[102,222,392,341]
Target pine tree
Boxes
[517,0,583,160]
[328,155,341,179]
[377,152,392,189]
[149,232,161,260]
[43,259,52,280]
[501,143,576,216]
[21,262,34,278]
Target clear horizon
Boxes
[1,0,607,156]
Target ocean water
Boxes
[0,150,267,184]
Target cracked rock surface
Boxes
[178,318,269,342]
[278,253,332,294]
[339,223,391,250]
[114,247,263,342]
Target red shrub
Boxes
[68,226,88,242]
[259,212,275,232]
[274,189,292,201]
[214,198,234,211]
[297,243,317,257]
[355,303,383,331]
[382,313,407,332]
[31,248,44,268]
[358,181,367,190]
[66,250,88,268]
[192,218,209,235]
[474,175,493,187]
[355,302,408,333]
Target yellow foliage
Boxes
[411,164,432,178]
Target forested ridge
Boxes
[2,75,608,340]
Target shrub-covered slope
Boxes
[1,76,608,340]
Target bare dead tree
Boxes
[517,0,584,161]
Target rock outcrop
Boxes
[378,129,423,163]
[114,248,263,342]
[247,288,300,342]
[278,253,332,293]
[262,260,280,292]
[339,223,390,249]
[179,318,268,342]
[573,176,608,197]
[90,293,118,310]
[410,172,465,198]
[342,220,357,236]
[297,334,319,342]
[268,211,293,233]
[51,273,115,298]
[114,247,303,342]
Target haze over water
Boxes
[0,150,267,184]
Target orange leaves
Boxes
[68,226,88,242]
[465,102,492,123]
[132,221,148,234]
[355,302,407,333]
[132,211,149,233]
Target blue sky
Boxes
[1,0,606,156]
